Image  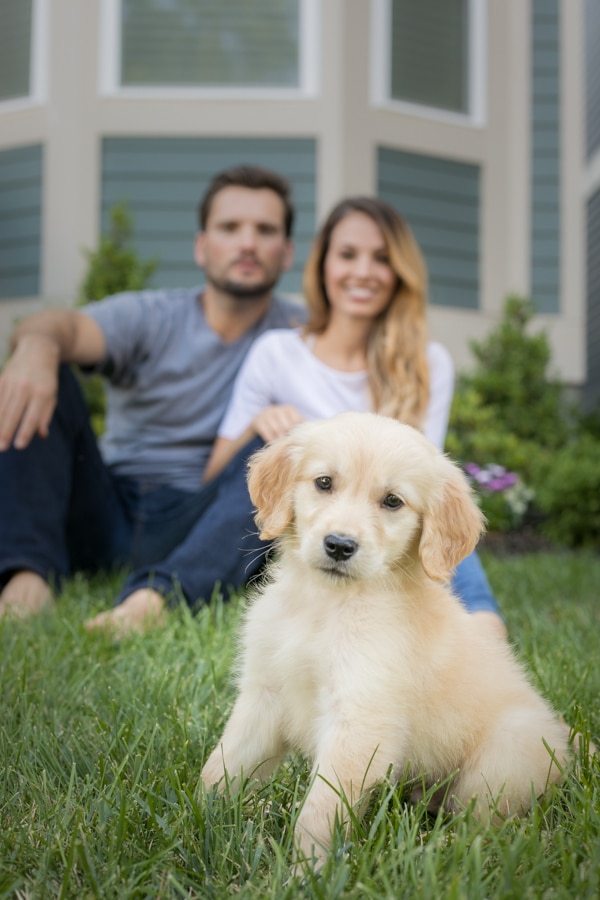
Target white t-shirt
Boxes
[219,328,454,450]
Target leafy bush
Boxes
[533,435,600,547]
[577,400,600,439]
[463,295,569,449]
[446,388,542,482]
[78,202,158,305]
[446,296,575,535]
[444,296,600,544]
[77,203,158,433]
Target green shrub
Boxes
[446,295,576,535]
[444,296,600,544]
[463,295,568,449]
[533,435,600,547]
[78,202,158,305]
[77,203,158,433]
[446,388,542,481]
[578,400,600,439]
[447,296,570,466]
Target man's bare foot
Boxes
[0,570,54,619]
[471,610,508,642]
[85,588,166,637]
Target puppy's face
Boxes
[248,413,485,583]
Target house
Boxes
[1,0,598,408]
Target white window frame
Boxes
[0,0,48,111]
[99,0,319,99]
[371,0,487,127]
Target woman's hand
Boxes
[203,406,305,484]
[252,405,304,443]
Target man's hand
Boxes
[252,404,304,443]
[0,334,60,451]
[0,309,106,452]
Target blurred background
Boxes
[0,0,598,411]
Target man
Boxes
[0,165,304,632]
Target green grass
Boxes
[1,553,599,899]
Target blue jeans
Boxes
[0,366,501,618]
[452,549,501,616]
[0,366,264,608]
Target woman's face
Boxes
[323,212,397,321]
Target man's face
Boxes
[195,186,294,299]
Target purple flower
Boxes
[488,473,517,492]
[463,462,519,494]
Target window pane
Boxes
[585,0,600,158]
[390,0,469,114]
[121,0,300,88]
[0,0,33,102]
[0,144,43,298]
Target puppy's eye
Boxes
[382,493,404,510]
[315,476,333,492]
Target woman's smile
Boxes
[323,212,397,320]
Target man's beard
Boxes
[206,269,280,300]
[204,256,281,300]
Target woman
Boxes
[205,197,505,637]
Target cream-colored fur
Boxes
[202,412,569,864]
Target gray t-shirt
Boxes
[83,286,305,491]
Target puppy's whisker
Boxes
[243,553,264,576]
[238,538,270,578]
[239,527,263,545]
[391,559,422,590]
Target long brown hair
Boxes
[302,196,430,428]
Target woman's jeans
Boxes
[0,366,501,616]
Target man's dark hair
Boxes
[198,165,294,237]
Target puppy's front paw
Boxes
[292,832,328,876]
[293,802,335,871]
[201,748,227,791]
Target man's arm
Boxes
[0,309,106,451]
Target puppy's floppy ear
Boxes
[247,435,300,540]
[419,462,486,582]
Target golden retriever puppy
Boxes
[202,412,569,865]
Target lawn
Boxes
[1,551,599,899]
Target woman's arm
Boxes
[204,330,305,482]
[203,404,304,482]
[203,431,254,483]
[423,343,455,449]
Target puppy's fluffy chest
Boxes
[247,564,410,665]
[241,566,427,753]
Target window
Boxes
[378,147,481,310]
[372,0,486,123]
[0,0,33,102]
[585,0,600,158]
[101,0,318,96]
[0,0,46,105]
[0,144,43,298]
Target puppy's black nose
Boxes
[323,533,358,561]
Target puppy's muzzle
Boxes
[323,533,358,562]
